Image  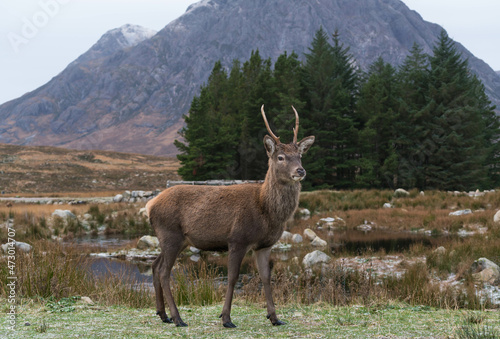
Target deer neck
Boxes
[260,170,301,226]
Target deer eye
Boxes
[277,155,285,161]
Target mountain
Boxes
[1,0,499,156]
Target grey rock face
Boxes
[1,0,499,155]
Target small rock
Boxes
[52,209,76,219]
[292,234,303,243]
[471,258,500,286]
[1,241,32,253]
[113,194,123,203]
[80,296,94,305]
[303,228,317,241]
[433,246,446,256]
[449,209,472,216]
[189,246,200,254]
[139,207,147,216]
[394,188,410,197]
[302,250,331,267]
[318,216,346,229]
[190,254,201,262]
[136,235,159,250]
[383,203,393,209]
[494,210,500,223]
[311,236,327,247]
[297,208,311,220]
[280,231,293,242]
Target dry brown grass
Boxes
[0,143,180,194]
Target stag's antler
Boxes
[291,106,299,144]
[261,105,280,144]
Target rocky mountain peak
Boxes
[73,24,157,64]
[0,0,499,156]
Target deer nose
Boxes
[297,168,306,177]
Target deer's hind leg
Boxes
[157,234,188,327]
[152,255,172,323]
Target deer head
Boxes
[261,105,315,183]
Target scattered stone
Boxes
[356,220,375,231]
[190,254,201,262]
[280,231,293,242]
[297,208,311,220]
[383,203,393,209]
[303,228,317,241]
[311,236,327,247]
[136,235,159,250]
[1,241,32,254]
[139,207,147,216]
[449,209,472,216]
[420,191,425,196]
[80,296,94,305]
[189,246,200,254]
[318,216,346,229]
[433,246,446,256]
[394,188,410,197]
[292,234,303,244]
[494,210,500,223]
[113,194,123,203]
[302,250,331,267]
[471,258,500,286]
[52,209,76,219]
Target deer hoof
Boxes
[156,311,173,323]
[272,320,286,326]
[175,320,188,327]
[223,322,237,328]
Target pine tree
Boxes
[356,57,400,188]
[421,31,492,190]
[396,43,430,188]
[301,28,359,189]
[175,61,238,180]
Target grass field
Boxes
[3,299,499,338]
[0,143,180,194]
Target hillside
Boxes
[0,0,499,156]
[0,144,180,194]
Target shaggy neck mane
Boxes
[260,166,301,225]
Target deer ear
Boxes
[263,135,277,157]
[297,136,315,154]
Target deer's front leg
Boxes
[219,244,247,328]
[255,247,285,326]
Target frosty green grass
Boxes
[3,299,499,338]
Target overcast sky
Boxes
[0,0,499,105]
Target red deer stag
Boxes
[146,105,315,328]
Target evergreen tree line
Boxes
[175,28,500,191]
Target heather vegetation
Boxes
[175,29,499,191]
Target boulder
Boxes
[318,216,346,229]
[302,250,331,267]
[113,194,123,203]
[136,235,159,250]
[433,246,446,256]
[80,296,94,305]
[471,258,500,285]
[297,208,311,220]
[449,209,472,216]
[394,188,410,197]
[189,246,201,254]
[52,209,76,219]
[1,241,32,254]
[292,234,303,243]
[494,210,500,223]
[311,236,327,247]
[280,231,293,242]
[303,228,317,241]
